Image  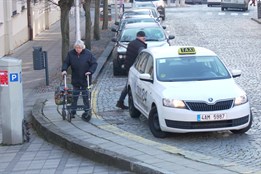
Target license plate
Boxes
[197,113,227,121]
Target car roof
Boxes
[122,15,156,19]
[125,8,153,12]
[121,9,153,19]
[145,46,217,58]
[124,22,161,29]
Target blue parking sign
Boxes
[10,73,18,82]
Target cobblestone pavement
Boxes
[95,4,261,172]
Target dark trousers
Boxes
[71,86,89,112]
[119,81,128,102]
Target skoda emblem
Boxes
[208,98,213,102]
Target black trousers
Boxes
[71,86,89,112]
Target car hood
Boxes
[117,41,169,53]
[159,79,245,102]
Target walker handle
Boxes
[86,74,90,89]
[63,74,67,89]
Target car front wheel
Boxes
[128,89,141,118]
[148,107,167,138]
[113,59,122,76]
[230,111,253,134]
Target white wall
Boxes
[0,0,60,57]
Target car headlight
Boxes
[163,98,186,108]
[118,54,126,59]
[234,95,248,106]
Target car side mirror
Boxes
[168,35,175,40]
[111,28,118,32]
[111,37,117,42]
[231,69,241,78]
[139,73,153,83]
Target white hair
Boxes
[74,39,85,49]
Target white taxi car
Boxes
[127,46,252,138]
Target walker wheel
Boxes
[82,111,91,122]
[62,110,66,120]
[67,112,72,122]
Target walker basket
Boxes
[54,84,73,105]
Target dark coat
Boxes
[62,49,98,87]
[124,38,147,72]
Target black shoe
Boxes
[116,101,129,110]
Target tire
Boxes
[82,111,92,122]
[128,89,141,118]
[113,59,122,76]
[148,107,167,138]
[230,111,253,134]
[221,7,224,11]
[62,110,66,120]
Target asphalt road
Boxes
[95,4,261,172]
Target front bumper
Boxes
[158,102,251,133]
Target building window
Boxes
[12,0,18,16]
[0,0,3,24]
[21,0,26,12]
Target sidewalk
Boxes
[1,8,261,174]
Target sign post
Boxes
[0,57,24,145]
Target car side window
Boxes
[135,52,149,73]
[145,55,154,77]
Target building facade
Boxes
[0,0,60,57]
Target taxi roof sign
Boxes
[178,47,196,55]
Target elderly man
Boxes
[62,39,98,120]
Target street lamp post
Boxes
[75,0,81,40]
[115,0,118,22]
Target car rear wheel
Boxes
[148,107,167,138]
[230,111,252,134]
[128,89,141,118]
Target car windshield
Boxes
[120,27,165,42]
[119,18,156,30]
[156,56,231,81]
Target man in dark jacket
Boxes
[62,39,98,119]
[116,31,147,109]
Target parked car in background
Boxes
[133,1,157,8]
[136,7,162,21]
[112,15,160,34]
[221,0,249,11]
[127,46,252,138]
[185,0,203,4]
[207,0,221,6]
[120,8,154,19]
[132,0,166,20]
[111,22,175,76]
